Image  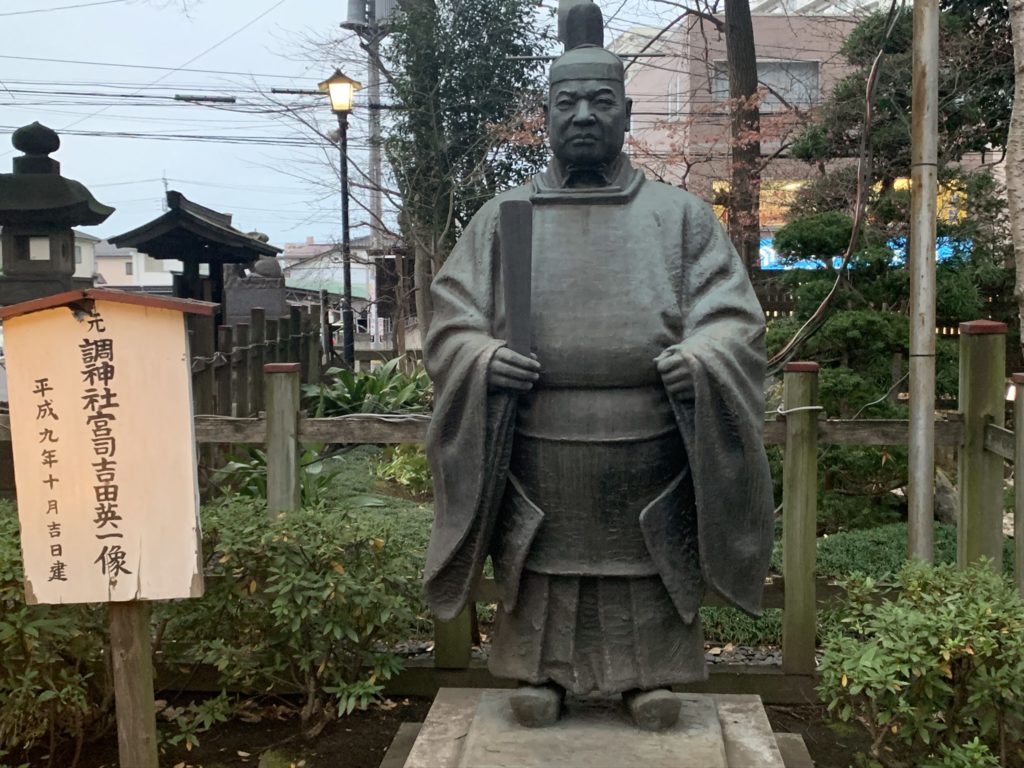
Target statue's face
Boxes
[547,78,631,168]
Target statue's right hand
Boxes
[488,346,540,392]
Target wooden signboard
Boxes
[4,292,206,604]
[1,289,216,768]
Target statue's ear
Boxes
[625,96,633,133]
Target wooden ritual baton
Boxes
[499,200,533,356]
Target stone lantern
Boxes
[0,122,114,304]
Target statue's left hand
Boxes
[655,349,694,399]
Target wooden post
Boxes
[192,314,217,482]
[266,318,279,365]
[782,361,819,676]
[278,315,291,363]
[319,289,332,366]
[299,309,311,383]
[1015,373,1024,598]
[958,320,1006,569]
[290,306,303,364]
[235,323,250,419]
[192,314,216,416]
[265,363,301,517]
[307,309,322,385]
[109,601,158,768]
[433,607,473,669]
[216,325,233,417]
[250,308,266,415]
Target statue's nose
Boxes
[572,100,595,124]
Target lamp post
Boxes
[319,69,362,368]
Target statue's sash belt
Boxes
[516,386,677,442]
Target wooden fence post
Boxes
[299,308,311,383]
[235,323,250,419]
[290,306,303,364]
[958,320,1006,569]
[265,363,301,517]
[192,314,216,416]
[1015,373,1024,598]
[433,608,473,670]
[266,317,279,365]
[319,289,332,365]
[216,325,233,417]
[782,361,819,677]
[278,315,291,363]
[250,308,266,415]
[307,309,322,385]
[109,601,158,768]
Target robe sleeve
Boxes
[422,197,518,621]
[665,201,775,616]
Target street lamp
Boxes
[319,69,363,368]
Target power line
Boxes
[0,0,128,17]
[0,54,312,81]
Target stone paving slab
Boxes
[401,688,792,768]
[457,691,727,768]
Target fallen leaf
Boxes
[238,750,251,758]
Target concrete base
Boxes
[459,691,727,768]
[400,688,798,768]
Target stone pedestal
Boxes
[397,688,799,768]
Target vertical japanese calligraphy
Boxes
[33,376,66,583]
[79,312,132,581]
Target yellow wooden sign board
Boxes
[5,297,203,604]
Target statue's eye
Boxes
[595,96,616,108]
[556,97,574,109]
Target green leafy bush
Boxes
[156,498,421,738]
[819,561,1024,767]
[375,444,432,498]
[303,357,431,416]
[920,739,1000,768]
[211,446,344,506]
[816,523,1013,580]
[0,502,111,761]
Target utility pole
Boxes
[344,0,389,249]
[908,0,939,562]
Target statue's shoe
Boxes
[623,688,681,731]
[509,683,565,728]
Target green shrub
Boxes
[700,607,782,646]
[818,561,1024,767]
[211,446,344,506]
[0,502,111,760]
[156,498,421,738]
[303,357,432,416]
[816,523,1013,580]
[375,444,432,498]
[920,739,1000,768]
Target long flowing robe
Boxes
[423,158,773,648]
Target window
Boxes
[667,75,683,119]
[125,261,133,276]
[74,245,82,264]
[712,60,819,111]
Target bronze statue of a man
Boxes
[422,0,773,731]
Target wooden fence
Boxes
[182,319,1023,702]
[187,305,324,420]
[1,320,1020,703]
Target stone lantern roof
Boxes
[0,122,114,228]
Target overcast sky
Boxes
[1,0,665,247]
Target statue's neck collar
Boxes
[532,154,644,205]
